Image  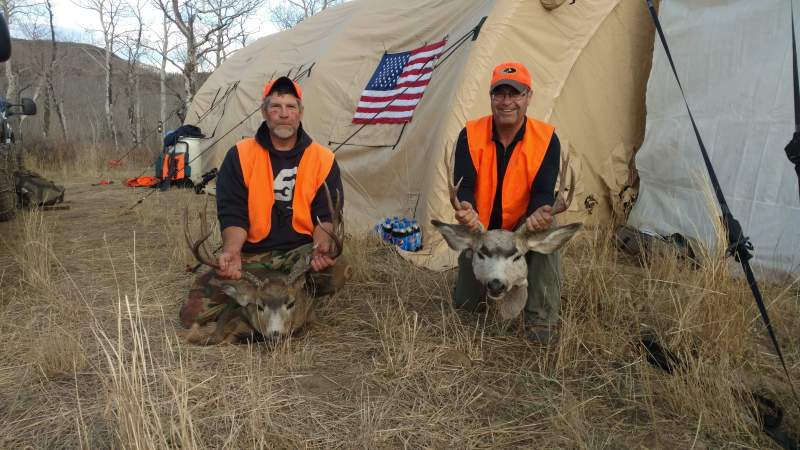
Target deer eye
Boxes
[476,252,487,260]
[286,301,295,310]
[513,253,524,262]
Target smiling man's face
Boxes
[490,85,531,129]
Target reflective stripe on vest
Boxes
[465,115,554,230]
[236,138,335,243]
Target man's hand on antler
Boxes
[525,205,554,232]
[215,226,247,280]
[217,251,242,280]
[454,201,482,232]
[312,222,337,272]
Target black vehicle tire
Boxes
[0,149,16,222]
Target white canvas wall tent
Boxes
[185,0,658,270]
[627,0,800,276]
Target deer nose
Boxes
[487,279,506,296]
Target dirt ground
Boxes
[0,173,798,449]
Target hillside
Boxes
[1,38,202,148]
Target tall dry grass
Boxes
[0,176,797,448]
[21,137,159,180]
[16,207,56,290]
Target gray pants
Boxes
[452,250,562,326]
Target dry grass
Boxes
[22,137,159,180]
[0,168,798,449]
[32,320,88,381]
[16,208,56,291]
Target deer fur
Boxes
[433,145,581,320]
[182,184,344,345]
[182,269,318,345]
[432,221,581,320]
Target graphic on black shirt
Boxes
[274,167,298,202]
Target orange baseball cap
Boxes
[490,61,532,92]
[262,76,302,101]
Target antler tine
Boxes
[184,204,264,288]
[445,140,465,211]
[444,140,485,232]
[318,181,344,259]
[552,153,576,215]
[183,205,220,270]
[196,204,220,266]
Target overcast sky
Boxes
[16,0,279,63]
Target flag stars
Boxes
[354,40,446,124]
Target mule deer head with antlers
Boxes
[432,149,581,320]
[182,185,344,345]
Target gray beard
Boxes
[272,126,295,140]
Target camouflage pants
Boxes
[179,243,347,328]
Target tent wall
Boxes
[627,0,800,275]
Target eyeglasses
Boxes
[490,90,529,101]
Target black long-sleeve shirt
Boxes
[216,122,343,253]
[453,116,561,230]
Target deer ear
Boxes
[220,283,250,307]
[431,220,478,251]
[522,223,582,254]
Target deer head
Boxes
[432,149,581,320]
[182,184,344,341]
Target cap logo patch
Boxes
[502,67,516,74]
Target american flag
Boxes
[352,40,447,124]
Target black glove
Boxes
[786,131,800,166]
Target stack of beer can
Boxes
[374,216,422,251]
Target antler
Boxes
[444,141,485,232]
[552,153,575,215]
[182,203,263,288]
[316,181,344,259]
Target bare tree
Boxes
[268,0,341,31]
[206,0,256,68]
[15,19,46,129]
[40,0,68,140]
[121,0,145,145]
[154,0,262,114]
[76,0,127,150]
[140,10,181,137]
[159,14,170,137]
[1,0,39,102]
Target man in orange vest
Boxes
[451,61,563,343]
[179,76,346,329]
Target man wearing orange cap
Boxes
[451,61,563,343]
[178,76,346,329]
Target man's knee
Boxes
[525,250,562,324]
[452,285,482,311]
[452,250,484,311]
[527,250,561,289]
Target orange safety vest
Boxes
[162,153,186,180]
[465,115,554,231]
[236,138,335,243]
